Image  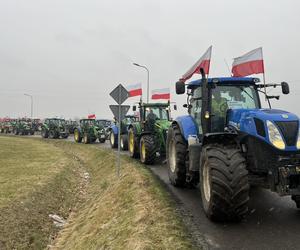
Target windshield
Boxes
[212,85,260,110]
[82,120,95,126]
[52,119,65,125]
[145,107,169,120]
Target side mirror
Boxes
[132,105,136,111]
[174,104,177,111]
[183,104,188,108]
[176,81,185,95]
[281,82,289,94]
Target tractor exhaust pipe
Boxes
[200,68,211,134]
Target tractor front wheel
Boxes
[167,124,187,187]
[109,131,118,148]
[200,144,249,222]
[83,133,90,144]
[49,130,55,139]
[120,134,128,151]
[140,135,156,165]
[128,128,139,158]
[41,129,48,138]
[74,129,82,143]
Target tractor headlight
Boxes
[266,120,285,150]
[297,128,300,149]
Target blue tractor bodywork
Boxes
[168,74,300,221]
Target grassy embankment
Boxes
[0,136,195,249]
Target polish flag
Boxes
[151,88,170,100]
[88,114,96,119]
[181,46,212,82]
[232,47,264,77]
[126,83,142,97]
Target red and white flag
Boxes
[126,83,142,97]
[88,114,96,119]
[232,47,264,77]
[151,88,170,100]
[181,46,212,82]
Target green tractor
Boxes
[12,119,34,135]
[0,119,14,134]
[128,102,172,164]
[41,118,69,139]
[74,119,106,144]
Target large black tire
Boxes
[128,127,139,158]
[200,144,249,222]
[109,131,118,148]
[30,130,34,135]
[120,134,128,151]
[167,124,187,187]
[41,129,49,138]
[74,129,82,143]
[140,134,156,165]
[49,130,55,139]
[83,133,90,144]
[99,137,106,143]
[292,195,300,209]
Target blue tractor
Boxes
[167,69,300,222]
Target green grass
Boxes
[0,136,195,250]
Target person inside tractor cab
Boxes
[145,108,157,131]
[211,88,228,132]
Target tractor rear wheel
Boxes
[74,129,82,143]
[167,124,187,187]
[110,131,118,148]
[83,133,90,144]
[120,134,128,150]
[140,135,156,165]
[200,144,249,222]
[128,128,139,158]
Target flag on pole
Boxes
[151,88,170,100]
[126,83,142,97]
[232,47,264,77]
[181,46,212,82]
[88,114,96,119]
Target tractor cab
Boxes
[185,77,261,134]
[133,102,170,132]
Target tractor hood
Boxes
[155,120,171,131]
[227,108,300,151]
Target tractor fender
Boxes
[172,115,198,142]
[110,125,118,135]
[128,123,141,136]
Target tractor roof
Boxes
[187,77,260,89]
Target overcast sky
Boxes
[0,0,300,119]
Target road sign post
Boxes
[109,84,130,177]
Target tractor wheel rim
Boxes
[203,161,211,202]
[110,133,114,145]
[129,131,134,153]
[169,140,176,173]
[141,140,146,160]
[84,134,88,143]
[75,131,78,141]
[120,137,123,148]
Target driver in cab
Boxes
[211,90,228,132]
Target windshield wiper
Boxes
[238,86,253,100]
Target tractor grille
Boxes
[275,121,299,146]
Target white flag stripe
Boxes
[232,47,263,66]
[151,88,170,94]
[126,83,142,91]
[182,46,212,78]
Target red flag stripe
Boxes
[232,60,264,77]
[129,88,142,97]
[152,93,170,100]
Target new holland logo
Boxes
[282,114,289,119]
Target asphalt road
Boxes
[17,134,300,249]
